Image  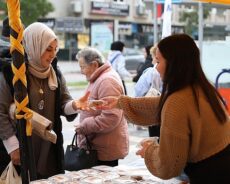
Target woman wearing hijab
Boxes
[0,22,88,179]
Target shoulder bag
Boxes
[64,132,98,171]
[145,87,161,97]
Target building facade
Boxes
[42,0,230,60]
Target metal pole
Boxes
[198,2,203,62]
[114,19,119,41]
[153,0,158,44]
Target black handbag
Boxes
[64,132,98,171]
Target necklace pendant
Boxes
[39,88,44,94]
[38,100,44,110]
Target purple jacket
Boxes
[77,63,129,161]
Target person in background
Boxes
[134,45,162,137]
[0,16,11,175]
[0,22,88,178]
[108,41,131,95]
[75,47,129,167]
[132,45,153,83]
[0,16,11,59]
[98,34,230,183]
[134,45,162,97]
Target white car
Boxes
[124,48,145,71]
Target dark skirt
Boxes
[184,144,230,184]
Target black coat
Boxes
[132,55,153,82]
[0,58,77,175]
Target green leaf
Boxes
[0,0,54,26]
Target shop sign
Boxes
[55,17,83,33]
[90,1,129,16]
[38,18,55,29]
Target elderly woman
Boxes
[0,22,87,178]
[75,47,129,167]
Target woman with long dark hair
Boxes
[98,34,230,183]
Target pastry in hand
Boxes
[89,100,104,109]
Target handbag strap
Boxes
[109,53,121,64]
[71,132,93,150]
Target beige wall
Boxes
[47,0,72,17]
[80,0,153,24]
[46,0,230,26]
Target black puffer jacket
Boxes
[132,55,153,82]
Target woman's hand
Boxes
[136,137,159,158]
[74,123,82,134]
[72,91,91,111]
[96,96,119,110]
[10,149,20,165]
[9,103,16,120]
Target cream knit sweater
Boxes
[118,86,230,180]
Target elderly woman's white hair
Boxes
[76,47,105,67]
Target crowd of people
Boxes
[0,18,230,184]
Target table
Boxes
[30,163,182,184]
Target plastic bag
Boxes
[0,162,21,184]
[145,87,161,97]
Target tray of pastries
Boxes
[32,165,182,184]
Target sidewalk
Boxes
[58,61,85,83]
[58,61,79,74]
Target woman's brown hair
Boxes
[156,34,227,123]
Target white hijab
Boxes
[23,22,58,90]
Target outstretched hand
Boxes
[73,91,91,111]
[136,137,159,158]
[96,96,119,110]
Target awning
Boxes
[195,0,230,5]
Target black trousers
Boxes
[97,159,118,167]
[0,140,11,174]
[148,125,160,137]
[121,80,127,95]
[184,144,230,184]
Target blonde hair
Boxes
[150,44,157,57]
[150,44,158,64]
